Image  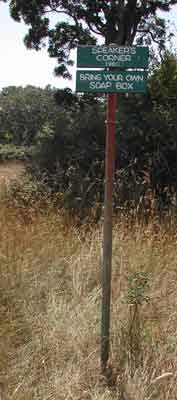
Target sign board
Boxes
[76,70,147,93]
[77,46,149,69]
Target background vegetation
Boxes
[0,53,176,221]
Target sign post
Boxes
[101,93,116,373]
[76,45,149,375]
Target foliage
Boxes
[0,53,176,220]
[117,52,177,214]
[1,0,176,77]
[27,101,106,220]
[124,271,150,377]
[0,144,34,161]
[4,53,175,221]
[125,271,150,306]
[0,85,60,146]
[23,53,176,220]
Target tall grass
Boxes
[0,202,177,399]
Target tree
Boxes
[0,85,60,145]
[116,52,177,212]
[1,0,176,78]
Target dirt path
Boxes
[0,161,25,186]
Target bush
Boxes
[7,55,177,222]
[25,103,106,221]
[0,144,34,161]
[7,172,53,222]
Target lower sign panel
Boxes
[76,70,147,93]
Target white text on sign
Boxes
[92,46,136,67]
[80,72,144,90]
[76,70,147,92]
[91,46,136,66]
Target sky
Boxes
[0,2,177,91]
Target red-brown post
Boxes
[101,93,117,372]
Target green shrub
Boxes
[0,144,34,161]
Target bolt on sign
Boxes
[76,70,147,93]
[77,45,149,69]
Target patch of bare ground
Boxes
[0,161,25,185]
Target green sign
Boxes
[77,46,149,69]
[76,70,147,93]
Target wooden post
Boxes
[101,93,117,373]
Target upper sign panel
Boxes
[77,46,149,69]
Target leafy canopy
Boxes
[0,85,60,145]
[1,0,176,77]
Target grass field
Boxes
[0,164,177,399]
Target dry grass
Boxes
[0,161,25,200]
[0,202,177,399]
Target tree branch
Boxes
[86,21,104,36]
[137,28,164,46]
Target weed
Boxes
[125,271,150,377]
